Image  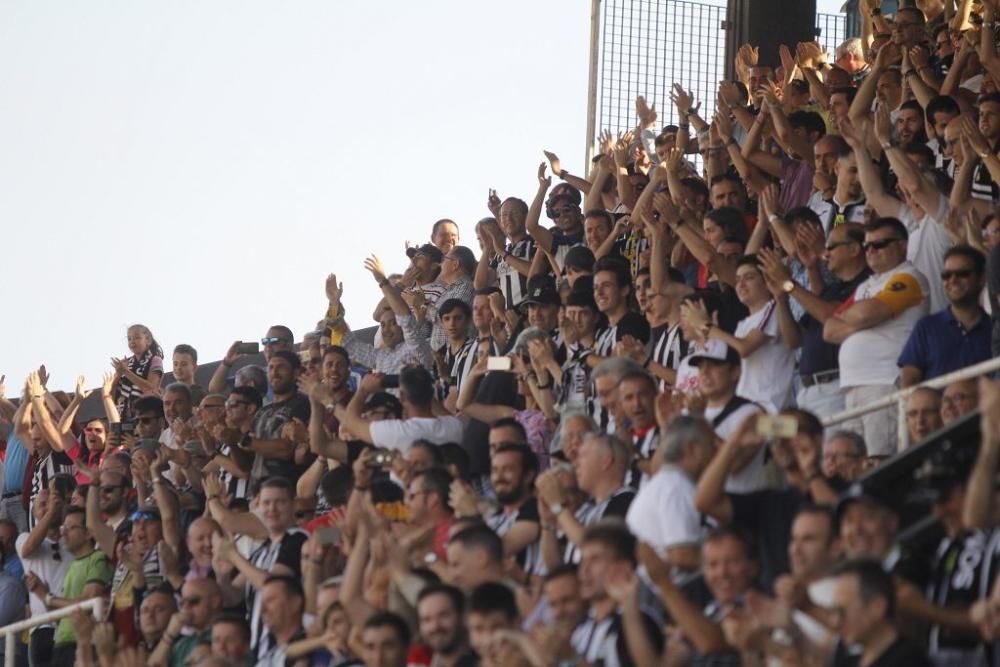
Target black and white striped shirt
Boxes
[648,323,685,390]
[490,237,536,309]
[248,529,309,660]
[29,452,73,529]
[563,487,636,563]
[594,312,651,357]
[217,444,250,501]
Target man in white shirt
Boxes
[824,217,930,456]
[626,416,715,578]
[335,366,463,455]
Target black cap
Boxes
[522,284,561,307]
[835,483,894,523]
[547,183,582,207]
[405,243,444,264]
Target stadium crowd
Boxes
[6,0,1000,665]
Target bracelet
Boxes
[768,213,783,223]
[164,634,178,643]
[44,593,53,607]
[870,7,880,15]
[726,137,738,146]
[354,485,370,492]
[536,378,553,390]
[558,169,568,178]
[377,279,390,288]
[678,123,690,131]
[31,395,43,400]
[207,495,219,502]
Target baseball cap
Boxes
[522,284,561,307]
[835,483,894,524]
[547,183,582,207]
[687,339,740,367]
[405,243,444,264]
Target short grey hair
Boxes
[582,432,631,469]
[836,38,863,62]
[591,357,644,384]
[559,409,596,438]
[163,382,192,402]
[825,430,867,459]
[234,365,268,395]
[660,416,715,464]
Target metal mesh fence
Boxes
[596,0,728,147]
[815,12,848,62]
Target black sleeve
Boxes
[615,612,665,667]
[516,497,540,523]
[291,395,312,423]
[276,532,308,577]
[617,313,651,345]
[603,491,635,519]
[728,491,765,534]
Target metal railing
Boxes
[823,356,1000,447]
[0,597,103,667]
[815,12,847,62]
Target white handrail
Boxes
[0,597,103,667]
[823,356,1000,426]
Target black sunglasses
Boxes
[862,238,902,251]
[941,268,975,281]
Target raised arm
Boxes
[544,150,593,195]
[86,484,118,558]
[525,163,555,254]
[964,378,1000,529]
[839,117,903,217]
[26,372,76,453]
[874,105,943,215]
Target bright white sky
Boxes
[0,0,845,392]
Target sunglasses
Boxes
[225,400,252,408]
[129,511,159,522]
[260,336,287,346]
[824,240,856,252]
[548,205,577,219]
[862,238,901,252]
[941,268,975,281]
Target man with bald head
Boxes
[152,577,223,667]
[905,387,944,448]
[185,517,220,581]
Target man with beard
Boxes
[483,444,541,574]
[89,469,131,536]
[240,351,311,485]
[416,583,477,666]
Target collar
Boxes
[945,305,988,332]
[632,422,657,439]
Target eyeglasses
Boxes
[225,400,252,409]
[180,596,203,608]
[862,238,902,252]
[824,240,856,252]
[941,268,975,281]
[260,336,288,346]
[199,404,225,412]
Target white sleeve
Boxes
[657,492,703,549]
[368,420,417,453]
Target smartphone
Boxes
[487,356,512,371]
[111,422,135,437]
[236,342,260,355]
[756,415,799,439]
[316,526,342,546]
[365,447,396,468]
[382,374,400,389]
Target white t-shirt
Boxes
[897,197,952,314]
[369,416,465,454]
[16,533,72,623]
[626,465,702,557]
[838,261,930,388]
[735,301,795,414]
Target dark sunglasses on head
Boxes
[862,238,901,251]
[941,268,975,281]
[129,511,159,522]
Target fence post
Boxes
[4,631,13,667]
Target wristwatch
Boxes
[550,502,564,517]
[782,280,795,294]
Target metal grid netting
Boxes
[597,0,728,148]
[815,12,848,62]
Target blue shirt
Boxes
[2,428,27,495]
[898,307,992,381]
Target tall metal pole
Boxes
[584,0,601,168]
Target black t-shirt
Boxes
[729,487,804,592]
[989,240,1000,356]
[832,635,932,667]
[798,268,872,376]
